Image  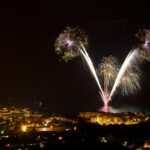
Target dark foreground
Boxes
[1,121,150,149]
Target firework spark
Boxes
[120,66,141,95]
[97,56,119,93]
[108,48,140,101]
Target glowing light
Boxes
[73,126,77,131]
[42,128,46,131]
[21,125,27,132]
[58,136,63,140]
[100,105,110,112]
[40,142,45,148]
[99,137,107,143]
[43,122,48,127]
[66,128,69,131]
[0,130,4,134]
[122,141,128,147]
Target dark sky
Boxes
[0,1,150,112]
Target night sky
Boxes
[0,1,150,112]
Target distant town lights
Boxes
[21,125,27,132]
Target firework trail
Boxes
[55,27,104,95]
[79,44,103,94]
[108,48,139,101]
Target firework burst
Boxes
[96,56,119,106]
[55,27,145,110]
[120,65,141,95]
[97,56,119,93]
[55,27,88,62]
[136,29,150,61]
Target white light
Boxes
[73,126,77,131]
[58,136,62,140]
